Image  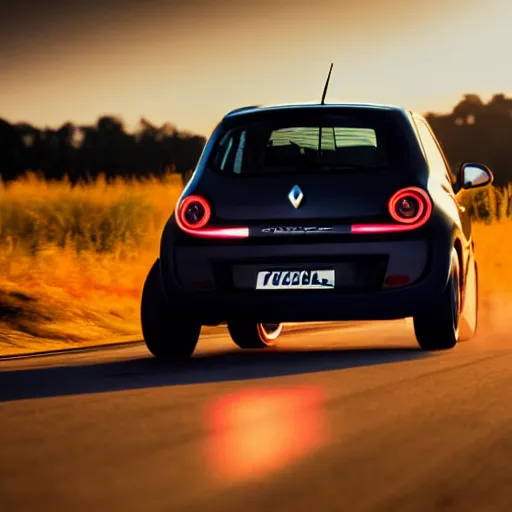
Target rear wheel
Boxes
[413,249,460,351]
[227,321,283,349]
[141,260,201,360]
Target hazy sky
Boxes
[1,0,511,136]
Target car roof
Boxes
[224,101,415,119]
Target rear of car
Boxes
[159,105,453,324]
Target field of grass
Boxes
[1,174,511,355]
[0,173,182,354]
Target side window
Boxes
[415,119,456,187]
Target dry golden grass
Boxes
[472,220,512,337]
[0,175,511,355]
[0,173,182,354]
[473,220,512,294]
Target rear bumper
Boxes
[160,224,452,324]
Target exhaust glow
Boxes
[205,386,327,482]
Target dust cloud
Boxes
[477,292,512,346]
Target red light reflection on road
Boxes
[205,385,327,482]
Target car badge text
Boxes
[261,226,333,234]
[288,185,304,209]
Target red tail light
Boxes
[351,187,432,234]
[177,195,211,230]
[388,187,432,225]
[176,195,249,238]
[176,188,432,239]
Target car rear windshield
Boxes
[208,110,409,175]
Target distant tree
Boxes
[135,118,168,179]
[426,93,512,186]
[0,119,25,181]
[78,116,138,182]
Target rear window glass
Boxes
[208,111,407,175]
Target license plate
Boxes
[256,269,335,290]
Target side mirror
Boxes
[460,163,494,190]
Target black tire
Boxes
[227,321,283,349]
[413,248,461,351]
[141,260,201,360]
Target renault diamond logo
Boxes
[288,185,304,209]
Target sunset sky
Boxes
[1,0,511,136]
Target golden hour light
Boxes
[3,1,512,510]
[205,386,328,482]
[1,0,510,136]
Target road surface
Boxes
[1,319,512,511]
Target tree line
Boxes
[426,93,512,186]
[0,116,206,184]
[1,93,512,185]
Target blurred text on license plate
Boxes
[256,269,335,290]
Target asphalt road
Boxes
[1,319,512,512]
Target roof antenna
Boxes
[321,63,334,105]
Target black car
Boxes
[141,101,493,360]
